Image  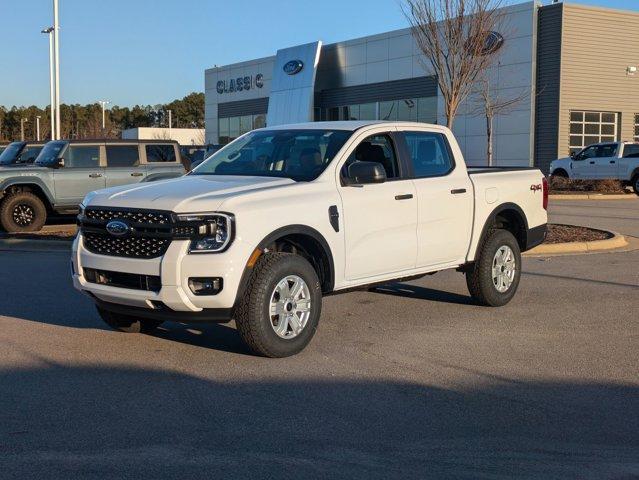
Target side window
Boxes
[596,144,617,157]
[404,131,453,177]
[146,144,176,163]
[106,146,140,167]
[623,145,639,158]
[66,146,100,168]
[19,146,42,163]
[344,134,400,179]
[577,146,597,160]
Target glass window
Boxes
[239,115,252,135]
[344,134,400,179]
[623,144,639,158]
[229,117,240,139]
[193,129,352,182]
[0,142,25,165]
[253,114,266,129]
[66,146,100,168]
[634,114,639,142]
[218,117,230,144]
[18,146,43,164]
[417,97,438,124]
[34,141,66,166]
[404,131,453,177]
[597,144,617,157]
[106,145,140,167]
[379,101,398,121]
[145,144,176,163]
[397,99,418,122]
[568,110,619,154]
[359,103,377,120]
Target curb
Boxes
[524,231,628,256]
[0,237,72,252]
[549,194,636,200]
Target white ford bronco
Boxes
[72,121,548,357]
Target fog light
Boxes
[188,277,223,296]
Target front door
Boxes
[104,144,146,187]
[338,131,418,281]
[400,130,473,267]
[53,144,105,205]
[571,145,598,179]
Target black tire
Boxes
[551,169,568,178]
[0,191,47,233]
[632,174,639,196]
[234,252,322,358]
[96,307,163,334]
[466,229,522,307]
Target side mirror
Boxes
[569,152,576,159]
[347,161,387,185]
[57,158,65,168]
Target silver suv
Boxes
[0,139,185,232]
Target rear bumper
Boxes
[525,224,547,251]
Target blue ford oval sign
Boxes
[283,60,304,75]
[106,220,129,237]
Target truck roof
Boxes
[262,121,440,131]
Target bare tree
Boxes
[470,76,529,165]
[403,0,505,129]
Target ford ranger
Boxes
[72,121,548,357]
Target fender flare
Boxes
[473,202,530,259]
[0,177,55,205]
[232,224,336,308]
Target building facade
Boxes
[205,1,639,172]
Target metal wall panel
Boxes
[317,76,437,108]
[218,98,269,118]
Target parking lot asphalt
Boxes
[1,241,638,478]
[548,197,639,237]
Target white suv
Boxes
[73,121,547,357]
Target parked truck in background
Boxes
[0,139,185,232]
[550,141,639,194]
[73,121,548,357]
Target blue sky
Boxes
[1,0,637,108]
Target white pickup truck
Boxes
[72,121,548,357]
[550,141,639,194]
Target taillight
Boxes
[542,177,549,210]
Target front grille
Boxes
[83,232,170,259]
[84,268,161,292]
[80,207,175,259]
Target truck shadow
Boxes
[369,283,478,305]
[0,363,637,480]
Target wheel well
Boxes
[2,184,52,212]
[552,168,568,177]
[491,209,527,251]
[266,233,334,293]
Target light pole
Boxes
[53,0,61,140]
[36,116,41,141]
[98,100,110,135]
[20,118,28,141]
[41,27,55,140]
[167,109,173,138]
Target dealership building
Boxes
[204,1,639,172]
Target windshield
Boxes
[34,141,67,166]
[192,129,352,181]
[0,142,25,165]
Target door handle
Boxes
[589,161,595,164]
[131,172,144,177]
[394,194,413,200]
[88,173,102,178]
[610,160,616,164]
[451,188,467,194]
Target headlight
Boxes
[177,213,234,253]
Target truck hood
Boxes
[84,175,297,212]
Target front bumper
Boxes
[72,234,246,321]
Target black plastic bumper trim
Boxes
[526,224,547,251]
[92,297,233,323]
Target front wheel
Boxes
[466,229,522,307]
[632,174,639,196]
[96,307,163,333]
[234,252,322,357]
[0,191,47,233]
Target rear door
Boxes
[144,143,185,180]
[104,144,146,187]
[592,143,619,178]
[53,143,105,205]
[399,129,473,267]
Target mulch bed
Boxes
[544,224,612,244]
[0,225,77,241]
[549,177,632,195]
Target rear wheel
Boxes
[234,252,322,357]
[0,191,47,233]
[97,307,163,333]
[632,174,639,195]
[466,229,522,307]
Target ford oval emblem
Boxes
[283,60,304,75]
[106,220,130,237]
